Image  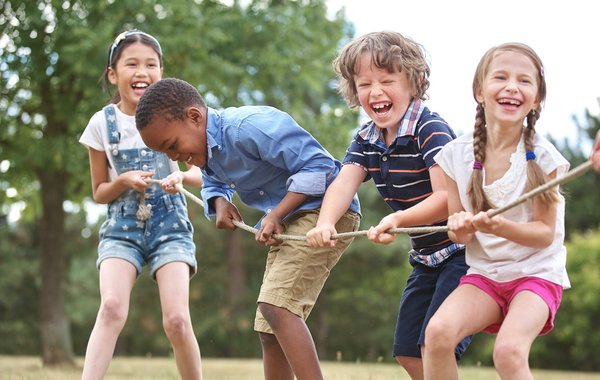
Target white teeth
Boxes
[499,99,520,105]
[373,103,390,110]
[132,83,148,89]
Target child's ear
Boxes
[475,91,484,104]
[186,107,203,126]
[107,68,117,85]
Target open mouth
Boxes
[372,102,392,114]
[132,82,149,94]
[497,98,521,108]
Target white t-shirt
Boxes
[434,131,570,288]
[79,105,179,181]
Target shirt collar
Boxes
[206,108,222,160]
[358,99,425,144]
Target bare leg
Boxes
[81,259,137,380]
[259,332,294,380]
[396,356,423,380]
[493,291,548,380]
[423,284,501,380]
[259,302,323,380]
[156,262,202,380]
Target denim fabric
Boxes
[97,109,197,279]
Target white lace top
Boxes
[434,131,571,288]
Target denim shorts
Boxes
[393,249,471,358]
[254,209,361,334]
[97,192,197,279]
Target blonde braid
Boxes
[467,103,494,212]
[523,111,559,206]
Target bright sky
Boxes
[327,0,600,146]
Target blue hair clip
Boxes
[526,151,536,161]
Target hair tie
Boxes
[473,160,483,170]
[526,151,536,161]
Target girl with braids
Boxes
[423,42,570,380]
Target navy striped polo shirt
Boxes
[344,101,461,266]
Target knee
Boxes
[395,355,420,372]
[423,317,457,355]
[98,296,128,327]
[493,340,528,374]
[258,331,278,347]
[258,303,285,331]
[162,311,191,340]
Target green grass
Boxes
[1,356,599,380]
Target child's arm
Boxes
[257,191,309,245]
[212,196,243,230]
[160,164,203,193]
[591,129,600,172]
[88,147,153,204]
[367,165,450,244]
[472,195,557,249]
[306,164,365,247]
[445,173,476,244]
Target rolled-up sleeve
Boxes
[200,174,235,218]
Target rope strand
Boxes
[149,159,593,241]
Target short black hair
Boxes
[136,78,206,130]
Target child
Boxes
[424,42,570,380]
[135,77,361,380]
[591,129,600,172]
[306,31,470,379]
[79,30,203,380]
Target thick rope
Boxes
[149,160,593,241]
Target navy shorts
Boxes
[393,249,471,358]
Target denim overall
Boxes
[97,105,197,278]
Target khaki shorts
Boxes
[254,209,360,334]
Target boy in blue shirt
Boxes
[136,78,361,380]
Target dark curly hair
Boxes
[136,78,207,130]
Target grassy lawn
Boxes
[1,356,599,380]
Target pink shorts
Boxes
[460,274,563,335]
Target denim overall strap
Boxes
[102,104,153,220]
[103,105,120,157]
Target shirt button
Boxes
[267,209,272,213]
[141,150,147,156]
[230,184,236,189]
[259,190,265,195]
[381,156,388,162]
[142,165,148,171]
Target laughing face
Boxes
[108,42,163,115]
[476,50,540,129]
[354,52,414,136]
[138,107,208,169]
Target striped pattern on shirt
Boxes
[343,104,461,266]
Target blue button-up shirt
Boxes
[200,106,360,225]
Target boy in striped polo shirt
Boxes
[306,31,470,379]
